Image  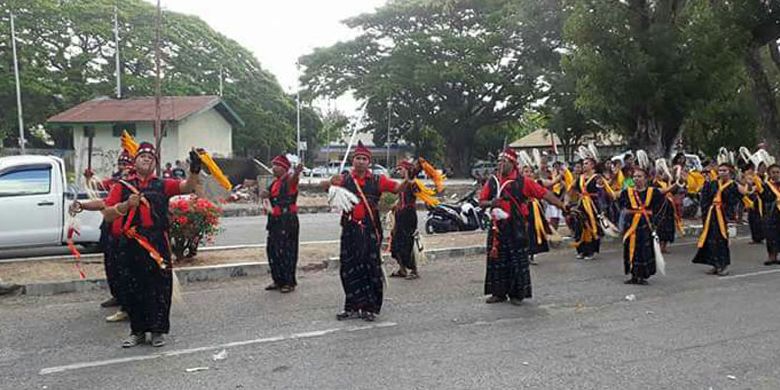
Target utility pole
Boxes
[114,5,121,99]
[386,101,392,167]
[218,65,223,97]
[10,11,26,154]
[153,0,162,174]
[295,62,301,159]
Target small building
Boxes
[47,95,243,174]
[510,128,626,161]
[315,131,411,168]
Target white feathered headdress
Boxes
[635,150,651,173]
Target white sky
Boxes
[151,0,387,115]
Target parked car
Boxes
[0,155,102,250]
[470,161,497,180]
[370,164,388,176]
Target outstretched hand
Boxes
[189,149,203,174]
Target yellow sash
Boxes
[623,187,654,264]
[531,199,547,245]
[767,181,780,213]
[657,180,683,234]
[697,180,733,248]
[579,175,599,235]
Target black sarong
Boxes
[266,214,299,287]
[391,207,417,271]
[339,221,384,314]
[484,221,532,299]
[748,195,764,243]
[115,231,172,334]
[99,222,123,304]
[655,198,677,244]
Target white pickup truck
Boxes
[0,155,103,250]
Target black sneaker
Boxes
[336,310,358,321]
[360,311,376,322]
[101,297,119,308]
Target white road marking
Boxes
[39,322,397,375]
[719,269,780,280]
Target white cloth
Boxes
[545,202,563,219]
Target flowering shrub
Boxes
[169,196,222,261]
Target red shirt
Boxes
[105,174,182,236]
[345,170,397,222]
[269,175,299,216]
[479,170,548,217]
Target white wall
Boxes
[72,122,180,177]
[177,109,233,158]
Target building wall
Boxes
[177,109,233,159]
[72,122,180,176]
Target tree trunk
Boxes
[445,131,476,178]
[632,114,680,159]
[745,44,780,154]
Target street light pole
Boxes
[10,11,26,154]
[114,5,121,99]
[387,101,392,167]
[296,62,301,160]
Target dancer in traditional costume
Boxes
[260,154,303,293]
[103,143,201,347]
[652,159,684,254]
[692,158,747,276]
[478,148,566,305]
[619,154,664,285]
[390,160,421,280]
[741,163,766,245]
[388,157,442,279]
[761,164,780,265]
[71,148,137,322]
[326,142,399,322]
[570,145,616,260]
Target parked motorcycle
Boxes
[424,189,490,234]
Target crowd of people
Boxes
[69,134,780,347]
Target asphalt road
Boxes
[0,211,432,259]
[2,236,780,389]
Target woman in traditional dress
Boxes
[620,165,664,285]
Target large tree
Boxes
[563,0,750,158]
[0,0,313,156]
[299,0,563,175]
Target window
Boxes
[112,123,136,137]
[0,167,52,197]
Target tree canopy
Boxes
[0,0,316,157]
[300,0,563,175]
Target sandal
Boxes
[360,311,376,322]
[150,333,166,347]
[265,283,280,291]
[280,285,294,293]
[336,310,359,321]
[485,295,507,304]
[405,272,419,280]
[390,270,407,278]
[121,333,145,348]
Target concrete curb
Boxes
[9,224,747,296]
[221,203,431,218]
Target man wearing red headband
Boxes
[478,148,567,305]
[260,154,303,293]
[102,142,201,348]
[326,142,399,322]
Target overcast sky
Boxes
[149,0,387,115]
